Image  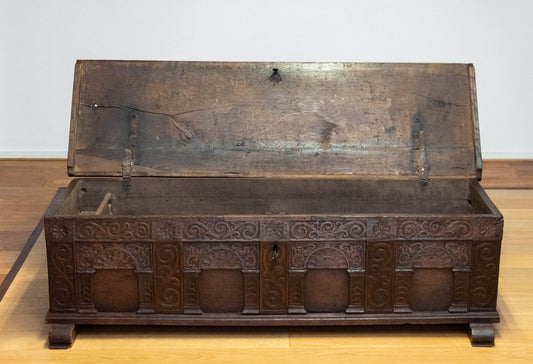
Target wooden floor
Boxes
[0,159,532,362]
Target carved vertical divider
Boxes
[393,268,413,313]
[449,268,469,313]
[183,271,202,314]
[346,270,365,313]
[46,231,77,312]
[365,241,395,313]
[154,243,182,313]
[260,242,288,314]
[469,218,503,312]
[469,241,500,311]
[49,252,76,311]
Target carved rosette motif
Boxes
[367,219,396,241]
[155,220,180,239]
[475,217,504,241]
[397,241,471,269]
[182,220,259,241]
[289,220,366,241]
[77,243,151,269]
[183,243,258,270]
[45,220,71,242]
[48,242,76,312]
[365,242,394,312]
[398,219,473,240]
[154,243,182,313]
[260,221,288,241]
[75,220,151,242]
[290,242,365,270]
[469,241,500,310]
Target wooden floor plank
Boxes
[481,159,533,189]
[0,160,70,287]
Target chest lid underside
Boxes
[68,61,481,179]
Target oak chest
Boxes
[44,61,503,348]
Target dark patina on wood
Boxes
[45,61,502,348]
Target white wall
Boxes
[1,0,532,158]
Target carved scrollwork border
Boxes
[398,218,473,240]
[75,219,151,242]
[289,220,366,241]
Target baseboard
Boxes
[1,151,532,160]
[0,151,67,158]
[482,152,533,159]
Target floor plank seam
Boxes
[0,218,44,302]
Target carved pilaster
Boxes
[183,271,202,314]
[242,270,260,314]
[346,269,365,313]
[288,270,306,314]
[449,268,469,313]
[136,268,155,314]
[393,268,413,313]
[76,269,96,314]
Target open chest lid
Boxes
[68,61,482,180]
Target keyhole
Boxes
[272,244,280,260]
[269,68,282,83]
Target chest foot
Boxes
[49,324,77,349]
